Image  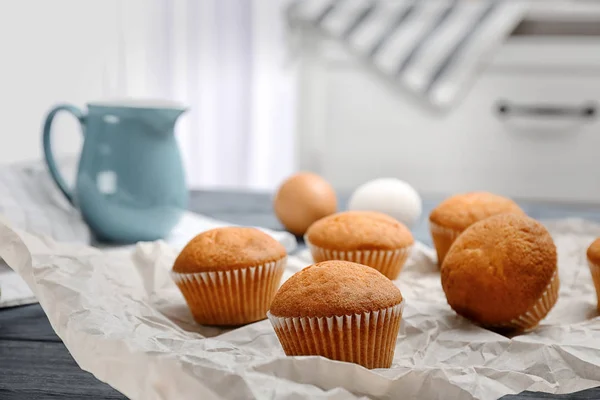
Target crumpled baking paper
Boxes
[0,210,297,309]
[1,216,600,400]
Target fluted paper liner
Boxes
[171,257,286,326]
[429,221,462,266]
[486,270,560,331]
[589,261,600,312]
[305,238,411,280]
[268,301,404,369]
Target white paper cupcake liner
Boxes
[588,260,600,312]
[489,269,560,331]
[305,238,411,280]
[429,221,462,266]
[171,257,286,326]
[267,301,404,369]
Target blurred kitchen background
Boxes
[1,0,599,202]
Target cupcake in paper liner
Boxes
[304,211,413,280]
[441,214,559,332]
[268,260,404,369]
[171,227,286,326]
[429,192,524,266]
[587,238,600,312]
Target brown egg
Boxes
[274,172,337,235]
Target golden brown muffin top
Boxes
[429,192,524,232]
[588,238,600,265]
[441,214,557,326]
[269,260,403,318]
[305,211,414,250]
[172,227,286,273]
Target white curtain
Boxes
[102,0,297,190]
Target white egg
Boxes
[348,178,422,227]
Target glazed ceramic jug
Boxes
[42,100,188,243]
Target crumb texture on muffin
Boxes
[429,192,524,232]
[306,211,414,250]
[172,227,286,273]
[587,238,600,264]
[441,213,557,326]
[269,260,403,318]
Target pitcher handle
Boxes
[42,104,85,205]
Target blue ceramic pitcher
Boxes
[42,100,188,243]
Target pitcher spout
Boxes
[128,100,187,133]
[151,107,188,132]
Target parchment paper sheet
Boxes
[1,216,600,400]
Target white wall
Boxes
[0,0,122,164]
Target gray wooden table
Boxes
[1,190,600,399]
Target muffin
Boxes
[441,214,559,331]
[268,260,404,369]
[586,239,600,312]
[171,227,287,326]
[305,211,414,279]
[429,192,524,265]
